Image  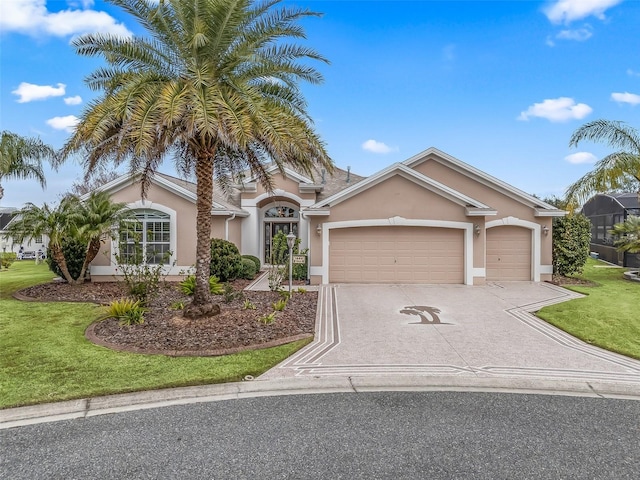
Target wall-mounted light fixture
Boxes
[474,224,481,236]
[542,225,549,236]
[316,223,322,235]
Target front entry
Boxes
[263,205,299,263]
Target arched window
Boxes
[119,209,171,264]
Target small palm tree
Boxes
[70,191,130,281]
[5,193,130,284]
[566,120,640,206]
[0,131,57,200]
[5,198,78,283]
[63,0,333,316]
[609,216,640,254]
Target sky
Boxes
[1,0,639,208]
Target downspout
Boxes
[225,212,236,242]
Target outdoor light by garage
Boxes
[286,232,296,292]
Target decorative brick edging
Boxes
[84,321,312,357]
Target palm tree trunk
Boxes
[51,245,76,284]
[77,238,101,284]
[192,155,214,306]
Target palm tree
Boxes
[610,216,640,254]
[5,193,130,284]
[70,191,130,282]
[566,120,640,206]
[62,0,333,316]
[5,198,78,283]
[0,131,56,201]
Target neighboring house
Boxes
[88,147,564,285]
[582,193,640,268]
[0,207,49,256]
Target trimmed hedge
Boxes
[242,254,261,272]
[240,258,258,279]
[209,238,242,282]
[552,214,591,277]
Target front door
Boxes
[264,221,298,263]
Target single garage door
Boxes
[486,226,531,281]
[329,226,464,284]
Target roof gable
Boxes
[403,147,564,215]
[87,172,247,216]
[306,162,494,215]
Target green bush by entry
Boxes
[242,254,261,272]
[209,238,243,281]
[240,258,257,279]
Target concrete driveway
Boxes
[261,282,640,385]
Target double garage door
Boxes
[329,226,464,284]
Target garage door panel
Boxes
[486,226,531,281]
[329,226,464,284]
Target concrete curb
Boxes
[2,375,640,430]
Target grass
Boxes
[537,258,640,360]
[0,261,311,409]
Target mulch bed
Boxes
[548,275,597,287]
[15,276,317,357]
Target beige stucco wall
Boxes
[91,180,239,281]
[413,157,553,265]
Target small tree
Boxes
[552,214,591,277]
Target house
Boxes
[582,193,640,268]
[88,147,565,284]
[0,207,50,256]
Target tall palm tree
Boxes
[62,0,333,316]
[0,131,56,201]
[566,120,640,206]
[5,193,130,284]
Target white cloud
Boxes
[362,139,397,154]
[565,152,598,164]
[64,95,83,105]
[611,92,640,105]
[46,115,79,132]
[0,0,132,39]
[12,82,66,103]
[544,0,622,24]
[556,27,593,41]
[518,97,593,122]
[627,69,640,77]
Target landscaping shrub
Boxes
[242,254,261,272]
[47,238,87,282]
[0,252,17,269]
[179,275,223,295]
[103,298,147,325]
[552,214,591,277]
[209,238,242,281]
[240,257,257,279]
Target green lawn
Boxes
[0,261,310,409]
[537,258,640,360]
